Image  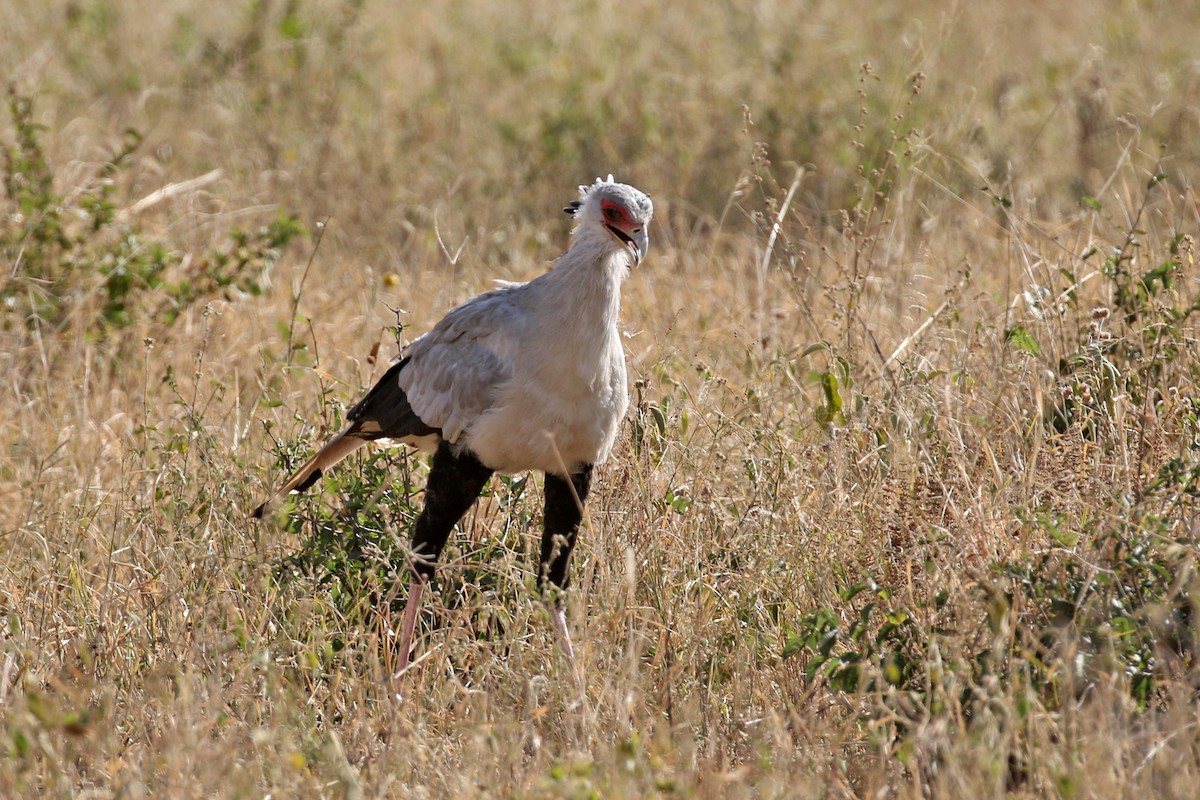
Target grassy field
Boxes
[4,0,1200,796]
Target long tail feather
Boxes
[251,428,367,519]
[252,357,440,520]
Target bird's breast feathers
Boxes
[463,344,629,475]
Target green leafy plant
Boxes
[784,579,922,695]
[264,418,534,651]
[2,88,304,339]
[1003,505,1197,711]
[1051,178,1200,438]
[267,421,426,622]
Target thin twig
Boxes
[759,167,805,278]
[757,167,804,347]
[286,219,328,367]
[433,206,468,266]
[119,168,223,220]
[876,272,967,378]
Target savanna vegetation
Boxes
[3,1,1200,796]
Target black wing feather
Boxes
[346,356,440,440]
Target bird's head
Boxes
[563,176,653,265]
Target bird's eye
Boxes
[604,207,621,221]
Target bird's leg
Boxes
[395,441,493,677]
[540,465,594,664]
[396,578,424,674]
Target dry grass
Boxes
[3,1,1200,797]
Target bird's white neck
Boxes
[537,228,630,326]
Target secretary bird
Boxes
[252,176,653,673]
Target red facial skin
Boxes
[599,197,643,260]
[600,197,634,227]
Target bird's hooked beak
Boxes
[630,227,649,265]
[607,223,649,266]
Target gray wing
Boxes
[398,286,523,443]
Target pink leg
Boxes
[396,579,425,676]
[550,606,575,666]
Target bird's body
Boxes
[253,177,653,674]
[397,241,629,473]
